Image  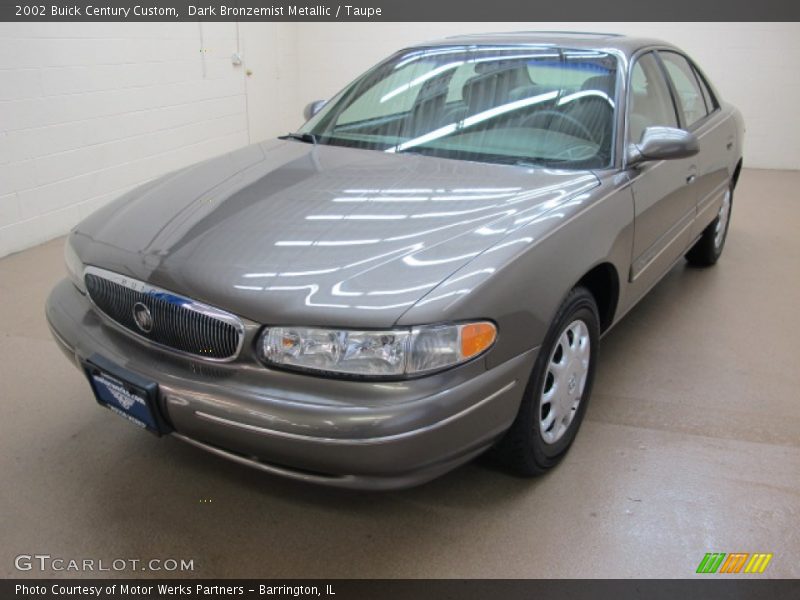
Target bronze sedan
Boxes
[47,33,744,489]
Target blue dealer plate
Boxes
[83,355,167,435]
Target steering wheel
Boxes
[552,143,599,161]
[522,110,596,143]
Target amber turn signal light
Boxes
[460,322,497,359]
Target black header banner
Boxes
[3,579,800,600]
[1,0,799,22]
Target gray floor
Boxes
[1,168,798,579]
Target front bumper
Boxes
[46,278,537,489]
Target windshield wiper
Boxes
[280,132,318,145]
[504,157,572,168]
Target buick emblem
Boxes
[132,302,153,333]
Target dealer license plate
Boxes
[83,354,168,435]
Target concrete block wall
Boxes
[0,22,255,257]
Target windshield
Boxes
[300,46,618,169]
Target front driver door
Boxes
[626,51,699,297]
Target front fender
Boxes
[397,177,635,367]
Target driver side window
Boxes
[628,53,679,144]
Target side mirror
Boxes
[303,100,326,121]
[627,126,699,166]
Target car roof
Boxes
[417,31,676,57]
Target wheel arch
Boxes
[732,158,743,190]
[576,262,620,333]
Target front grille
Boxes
[84,268,243,361]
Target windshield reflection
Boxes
[301,45,618,169]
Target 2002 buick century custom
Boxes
[46,33,744,489]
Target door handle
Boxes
[686,173,696,184]
[726,142,734,150]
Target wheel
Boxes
[685,185,733,267]
[491,286,600,476]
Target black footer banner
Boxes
[3,579,800,600]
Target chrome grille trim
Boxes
[83,266,245,362]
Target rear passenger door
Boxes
[626,52,698,294]
[657,50,732,239]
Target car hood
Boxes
[75,140,599,328]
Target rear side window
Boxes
[628,52,679,143]
[658,51,709,128]
[694,67,718,113]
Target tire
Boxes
[491,286,600,476]
[685,184,733,267]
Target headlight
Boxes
[64,237,86,293]
[259,321,497,378]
